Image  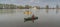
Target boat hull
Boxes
[24,17,38,22]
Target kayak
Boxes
[24,17,38,22]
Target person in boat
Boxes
[32,14,35,18]
[32,14,35,23]
[24,14,38,23]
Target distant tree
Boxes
[17,5,25,9]
[46,5,49,9]
[56,5,59,9]
[9,4,17,9]
[0,4,3,9]
[25,5,29,9]
[33,6,40,9]
[4,4,9,9]
[29,6,33,8]
[25,5,32,9]
[35,6,40,9]
[0,4,17,9]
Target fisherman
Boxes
[32,14,35,23]
[32,14,34,18]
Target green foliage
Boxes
[46,5,49,9]
[0,4,17,9]
[17,5,25,9]
[25,5,32,9]
[9,4,17,9]
[34,6,40,9]
[0,4,33,9]
[56,5,59,9]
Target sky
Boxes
[0,0,60,8]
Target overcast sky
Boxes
[0,0,60,7]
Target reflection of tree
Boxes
[45,5,49,13]
[56,8,59,14]
[56,5,59,14]
[46,9,48,13]
[56,10,58,14]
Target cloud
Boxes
[26,0,40,5]
[29,0,35,3]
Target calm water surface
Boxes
[0,9,60,27]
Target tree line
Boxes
[0,4,40,9]
[0,4,59,9]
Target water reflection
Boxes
[0,9,60,14]
[0,9,60,27]
[46,9,48,13]
[0,9,15,14]
[56,9,59,14]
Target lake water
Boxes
[0,9,60,27]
